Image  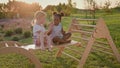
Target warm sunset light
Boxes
[0,0,120,68]
[0,0,119,9]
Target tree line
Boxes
[0,0,41,19]
[0,0,78,19]
[0,0,120,19]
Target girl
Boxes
[32,11,52,50]
[48,12,71,44]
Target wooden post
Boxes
[68,18,81,32]
[56,46,65,57]
[78,36,95,68]
[94,18,120,62]
[107,35,120,62]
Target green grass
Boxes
[0,54,35,68]
[0,11,120,68]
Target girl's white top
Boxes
[33,23,52,49]
[33,24,46,38]
[50,23,63,39]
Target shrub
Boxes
[14,28,23,34]
[0,25,4,32]
[0,37,4,41]
[4,30,13,37]
[0,27,2,32]
[12,36,19,41]
[0,24,4,28]
[23,31,31,38]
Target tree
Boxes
[44,0,78,16]
[116,1,120,7]
[73,2,77,8]
[56,3,62,12]
[114,1,120,11]
[0,3,7,18]
[0,0,42,19]
[104,0,111,9]
[84,0,98,19]
[6,0,41,18]
[103,0,112,13]
[68,0,72,7]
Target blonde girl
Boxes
[32,11,52,50]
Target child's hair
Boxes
[53,12,64,21]
[34,11,46,19]
[31,11,46,26]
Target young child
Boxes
[32,11,52,50]
[48,12,71,44]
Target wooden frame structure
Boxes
[0,41,42,68]
[0,18,120,68]
[56,18,120,68]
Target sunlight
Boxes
[0,0,86,9]
[0,0,119,9]
[0,0,120,68]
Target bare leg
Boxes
[63,32,71,40]
[53,36,65,44]
[46,36,53,51]
[39,32,45,50]
[35,38,41,49]
[53,36,71,44]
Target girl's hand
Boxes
[36,39,40,46]
[44,31,48,36]
[47,22,54,35]
[49,22,54,29]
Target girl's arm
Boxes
[47,22,54,35]
[36,31,41,34]
[39,31,44,48]
[61,28,66,35]
[36,30,44,48]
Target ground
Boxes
[0,11,120,68]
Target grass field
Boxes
[0,11,120,68]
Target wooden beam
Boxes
[5,43,9,47]
[107,35,120,62]
[71,36,90,42]
[94,18,120,62]
[71,29,93,35]
[65,47,82,54]
[62,52,80,62]
[92,48,113,56]
[95,41,109,45]
[78,37,95,68]
[14,43,19,47]
[77,37,109,45]
[56,46,65,57]
[94,45,111,51]
[0,47,42,68]
[73,23,96,28]
[76,18,97,21]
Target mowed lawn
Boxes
[0,11,120,68]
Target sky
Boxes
[0,0,119,9]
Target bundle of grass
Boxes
[23,31,31,38]
[12,36,19,41]
[4,30,13,37]
[14,28,23,34]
